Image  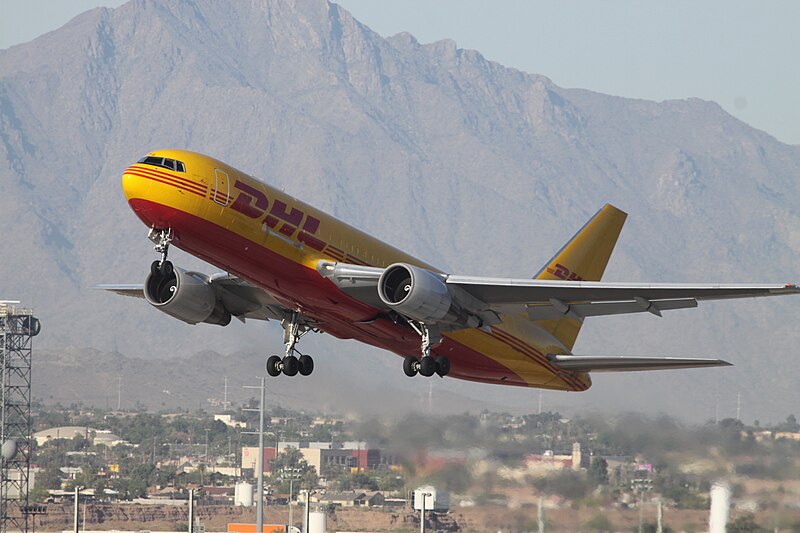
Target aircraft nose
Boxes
[122,165,162,227]
[122,166,137,200]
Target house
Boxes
[308,491,385,508]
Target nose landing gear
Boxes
[266,311,318,377]
[148,228,174,274]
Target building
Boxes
[241,441,389,477]
[308,491,385,508]
[413,486,449,512]
[34,426,124,447]
[214,414,247,429]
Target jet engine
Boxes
[144,266,231,326]
[378,263,461,323]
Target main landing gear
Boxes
[266,311,318,377]
[402,322,450,378]
[149,228,174,275]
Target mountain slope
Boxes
[1,0,799,421]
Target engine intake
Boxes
[378,263,457,323]
[144,266,231,326]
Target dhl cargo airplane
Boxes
[98,149,800,391]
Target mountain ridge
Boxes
[1,0,799,421]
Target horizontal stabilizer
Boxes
[548,354,732,372]
[94,284,145,299]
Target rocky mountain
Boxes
[2,0,799,421]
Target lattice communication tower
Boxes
[0,301,39,533]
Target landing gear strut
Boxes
[148,228,174,275]
[402,322,450,378]
[266,311,317,377]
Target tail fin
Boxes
[533,204,627,349]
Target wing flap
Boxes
[549,354,732,372]
[525,298,698,321]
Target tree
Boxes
[270,447,318,492]
[584,514,613,532]
[588,457,609,486]
[532,471,592,500]
[728,514,764,533]
[37,467,64,490]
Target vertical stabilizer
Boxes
[533,204,627,349]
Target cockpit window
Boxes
[137,155,186,173]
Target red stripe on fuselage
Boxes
[488,329,585,390]
[126,170,207,198]
[128,165,209,194]
[127,198,568,388]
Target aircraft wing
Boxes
[548,354,732,372]
[95,275,289,322]
[447,277,800,320]
[318,260,799,321]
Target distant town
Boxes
[19,399,800,532]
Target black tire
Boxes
[150,260,161,276]
[403,356,418,377]
[419,357,436,377]
[298,354,314,376]
[161,260,174,275]
[435,356,451,377]
[266,355,282,377]
[282,355,299,376]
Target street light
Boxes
[73,486,85,533]
[302,489,319,533]
[285,467,302,532]
[419,492,432,533]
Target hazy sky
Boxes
[2,0,798,144]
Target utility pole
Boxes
[188,489,194,533]
[289,478,294,532]
[73,486,83,533]
[303,489,317,533]
[116,377,121,411]
[656,500,663,533]
[427,382,432,414]
[243,378,266,533]
[736,392,741,421]
[224,376,228,411]
[537,497,544,533]
[205,429,210,466]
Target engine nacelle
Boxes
[378,263,457,323]
[144,266,231,326]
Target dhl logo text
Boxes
[546,263,584,281]
[229,181,326,251]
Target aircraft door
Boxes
[213,168,230,206]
